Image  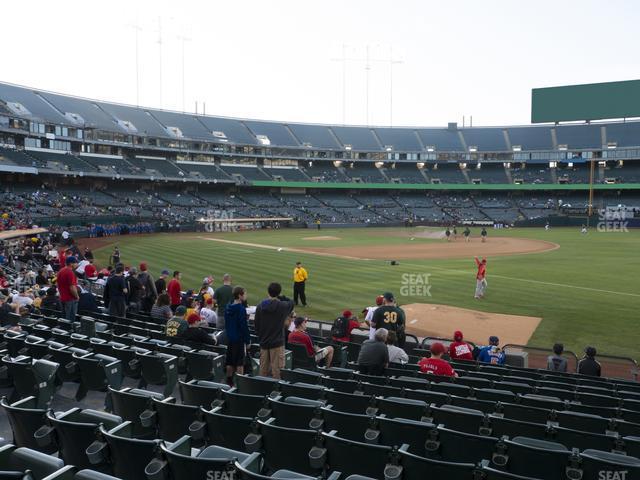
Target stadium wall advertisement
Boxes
[532,79,640,123]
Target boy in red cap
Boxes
[449,330,474,361]
[418,343,457,377]
[331,310,369,343]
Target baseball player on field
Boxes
[474,256,488,299]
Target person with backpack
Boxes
[331,310,368,343]
[137,262,157,312]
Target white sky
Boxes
[2,0,639,127]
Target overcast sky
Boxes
[2,0,638,127]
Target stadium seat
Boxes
[287,342,318,370]
[0,356,58,409]
[144,397,200,442]
[244,418,322,476]
[322,377,359,393]
[324,390,373,415]
[47,343,89,383]
[86,422,159,480]
[136,351,178,397]
[111,345,149,379]
[0,444,64,479]
[264,396,324,429]
[430,405,489,435]
[489,416,550,440]
[551,425,618,452]
[494,436,575,479]
[108,387,164,439]
[376,397,429,422]
[317,367,354,380]
[359,383,403,397]
[425,425,499,464]
[279,381,325,400]
[35,408,122,471]
[73,352,123,406]
[395,444,477,480]
[449,396,497,414]
[404,388,450,406]
[178,379,229,408]
[375,416,435,455]
[190,406,254,451]
[235,375,279,396]
[319,406,374,442]
[184,349,225,382]
[354,372,388,386]
[218,390,267,417]
[0,396,55,453]
[430,381,471,397]
[578,449,640,480]
[475,388,518,403]
[553,410,613,434]
[312,430,396,479]
[280,368,323,384]
[145,435,261,480]
[498,402,551,424]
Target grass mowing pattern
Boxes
[93,227,640,358]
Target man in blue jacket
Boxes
[477,335,505,365]
[224,286,251,385]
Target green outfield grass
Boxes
[92,227,640,358]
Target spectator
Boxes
[357,328,389,376]
[167,271,182,311]
[547,343,568,372]
[289,316,334,367]
[78,283,99,313]
[84,260,97,280]
[138,262,157,312]
[386,330,409,364]
[418,342,458,377]
[449,330,473,361]
[366,295,385,339]
[200,297,218,327]
[371,292,406,347]
[150,293,173,323]
[57,256,79,321]
[331,310,368,343]
[104,264,128,318]
[224,286,251,385]
[165,305,188,337]
[126,267,143,313]
[213,274,233,331]
[12,287,34,308]
[477,336,506,365]
[182,312,216,346]
[578,346,601,377]
[35,269,49,286]
[40,287,62,311]
[254,282,294,379]
[155,269,169,295]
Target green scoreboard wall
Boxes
[531,79,640,123]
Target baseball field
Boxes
[87,226,640,358]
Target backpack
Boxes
[331,316,350,338]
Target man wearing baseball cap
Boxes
[366,295,384,339]
[371,292,406,347]
[56,256,79,321]
[165,305,188,338]
[418,342,458,377]
[449,330,474,361]
[155,270,170,295]
[477,336,505,365]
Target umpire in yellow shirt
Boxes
[293,261,308,307]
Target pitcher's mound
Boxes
[403,303,541,346]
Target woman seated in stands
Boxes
[150,293,173,323]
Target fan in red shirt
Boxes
[167,270,182,310]
[418,342,457,377]
[56,256,80,321]
[84,261,97,279]
[449,330,474,361]
[288,316,334,367]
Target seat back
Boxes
[202,407,254,451]
[185,350,224,382]
[152,398,199,442]
[376,416,434,455]
[235,375,279,396]
[398,448,476,480]
[320,407,372,442]
[101,423,159,480]
[0,397,54,453]
[321,431,392,478]
[257,420,321,476]
[108,387,163,439]
[222,390,266,418]
[287,342,317,370]
[579,449,640,480]
[430,405,487,435]
[179,380,229,408]
[376,397,428,422]
[502,437,571,478]
[6,446,64,479]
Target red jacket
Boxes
[475,257,486,280]
[167,278,182,306]
[449,341,474,361]
[418,357,456,377]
